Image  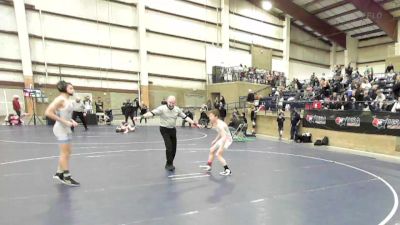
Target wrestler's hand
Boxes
[192,122,201,128]
[71,120,78,127]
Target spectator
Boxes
[182,109,194,127]
[71,97,88,131]
[232,107,239,119]
[277,112,285,140]
[206,99,212,110]
[240,112,248,136]
[370,85,379,100]
[123,99,135,125]
[214,97,219,109]
[342,94,352,110]
[83,96,92,113]
[247,89,255,103]
[353,67,361,79]
[321,78,330,98]
[361,78,371,92]
[290,108,301,140]
[12,95,22,125]
[363,90,373,111]
[374,90,386,110]
[385,63,394,73]
[367,72,374,83]
[364,65,373,77]
[354,85,364,110]
[391,97,400,112]
[345,63,353,77]
[329,92,340,110]
[220,96,226,109]
[228,114,240,129]
[133,98,140,117]
[219,106,227,122]
[250,105,257,134]
[393,75,400,98]
[296,79,302,90]
[95,97,104,113]
[161,98,167,105]
[140,102,148,124]
[200,104,207,113]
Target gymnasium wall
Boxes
[357,36,394,74]
[0,0,369,112]
[288,25,331,81]
[229,0,283,74]
[0,0,139,94]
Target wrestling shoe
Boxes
[61,176,80,187]
[200,165,212,172]
[219,169,232,176]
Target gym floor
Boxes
[0,125,399,225]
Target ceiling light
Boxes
[262,1,272,11]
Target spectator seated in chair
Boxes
[182,109,194,127]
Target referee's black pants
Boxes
[72,111,87,129]
[160,126,177,165]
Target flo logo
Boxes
[372,117,400,130]
[335,117,345,126]
[372,118,385,129]
[306,114,326,125]
[335,117,360,127]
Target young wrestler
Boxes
[116,122,135,134]
[45,80,80,186]
[201,109,232,176]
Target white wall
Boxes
[357,36,392,73]
[205,46,251,74]
[1,0,347,95]
[289,61,331,81]
[272,57,284,72]
[147,0,219,24]
[28,0,138,27]
[146,10,219,44]
[147,32,206,60]
[357,62,386,74]
[0,1,139,91]
[230,0,282,26]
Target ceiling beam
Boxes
[359,34,387,41]
[247,0,347,47]
[344,0,397,40]
[302,0,323,8]
[291,23,332,46]
[352,28,382,37]
[375,0,394,4]
[310,1,349,15]
[388,6,400,12]
[323,9,359,21]
[342,22,375,32]
[332,16,367,26]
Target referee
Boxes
[136,96,198,171]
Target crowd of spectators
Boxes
[269,64,400,113]
[214,64,286,87]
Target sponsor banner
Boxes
[303,110,400,136]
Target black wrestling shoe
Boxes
[53,173,64,182]
[165,164,175,171]
[219,169,232,176]
[61,176,80,187]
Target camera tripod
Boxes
[27,96,44,126]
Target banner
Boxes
[303,110,400,136]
